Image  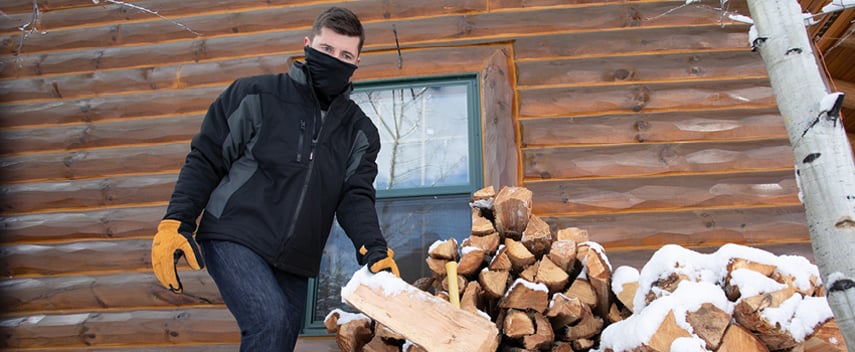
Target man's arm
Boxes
[336,120,389,264]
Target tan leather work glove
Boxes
[151,219,204,293]
[359,245,400,277]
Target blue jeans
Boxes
[200,240,308,352]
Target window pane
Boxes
[313,195,471,322]
[352,84,470,191]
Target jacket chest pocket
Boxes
[254,118,309,173]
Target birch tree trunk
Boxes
[745,0,855,349]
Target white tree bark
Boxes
[745,0,855,349]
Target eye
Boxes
[343,53,354,61]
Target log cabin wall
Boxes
[0,0,847,350]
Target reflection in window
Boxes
[352,84,470,191]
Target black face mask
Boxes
[304,46,357,109]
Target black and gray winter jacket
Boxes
[164,61,387,277]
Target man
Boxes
[150,7,399,351]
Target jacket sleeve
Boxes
[163,79,247,231]
[336,118,388,264]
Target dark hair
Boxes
[311,7,365,54]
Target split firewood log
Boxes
[643,272,688,306]
[493,186,532,239]
[472,185,496,202]
[466,231,500,255]
[501,278,549,313]
[771,270,820,297]
[461,281,485,315]
[363,335,400,352]
[324,309,368,334]
[480,268,510,299]
[565,278,598,309]
[374,323,405,342]
[411,277,434,292]
[546,293,584,328]
[426,257,449,277]
[733,287,800,350]
[607,303,629,323]
[403,341,429,352]
[551,341,574,352]
[563,303,603,341]
[644,310,692,352]
[724,258,778,300]
[521,214,552,258]
[556,227,588,243]
[458,246,487,277]
[580,243,612,318]
[685,302,731,350]
[800,319,846,352]
[520,261,540,282]
[523,313,555,350]
[472,207,496,236]
[547,240,577,273]
[615,280,639,313]
[536,256,570,294]
[505,238,536,272]
[336,317,373,352]
[504,309,535,338]
[571,339,595,351]
[429,238,459,261]
[490,245,513,271]
[717,323,770,352]
[442,273,467,296]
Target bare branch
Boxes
[16,0,41,68]
[93,0,201,36]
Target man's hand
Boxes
[151,219,204,293]
[359,245,400,277]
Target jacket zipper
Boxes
[281,83,330,258]
[296,120,306,162]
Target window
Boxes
[303,75,482,333]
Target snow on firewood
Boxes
[612,266,639,296]
[597,280,732,352]
[341,266,424,302]
[633,243,820,312]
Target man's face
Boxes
[304,27,361,66]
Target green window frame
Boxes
[301,74,483,335]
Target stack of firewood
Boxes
[326,186,847,352]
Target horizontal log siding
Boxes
[0,0,810,349]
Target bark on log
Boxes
[733,287,800,350]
